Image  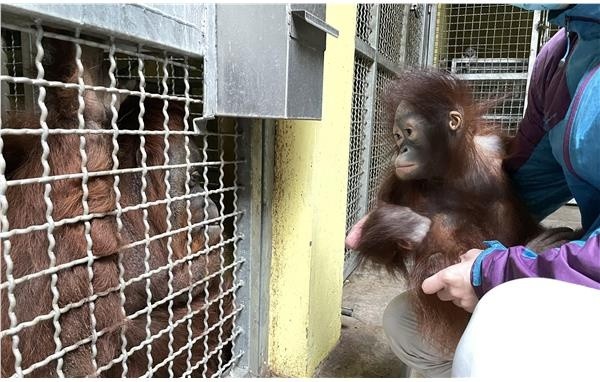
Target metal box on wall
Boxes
[208,4,339,120]
[1,3,337,120]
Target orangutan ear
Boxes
[448,111,463,131]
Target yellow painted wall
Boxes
[268,4,357,377]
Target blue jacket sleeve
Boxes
[474,10,600,297]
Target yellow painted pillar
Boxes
[268,4,356,377]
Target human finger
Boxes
[436,287,454,302]
[460,249,482,262]
[422,273,445,295]
[453,296,478,313]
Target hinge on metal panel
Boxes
[537,20,548,33]
[410,4,421,18]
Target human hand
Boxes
[421,249,482,312]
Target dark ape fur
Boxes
[1,36,231,377]
[354,69,542,354]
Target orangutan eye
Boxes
[404,128,413,137]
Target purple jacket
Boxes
[471,6,600,297]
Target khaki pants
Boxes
[383,278,600,378]
[382,292,453,377]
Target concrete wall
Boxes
[267,4,357,377]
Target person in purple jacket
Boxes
[370,4,600,378]
[418,4,600,378]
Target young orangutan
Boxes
[345,69,577,354]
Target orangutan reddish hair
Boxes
[347,69,562,354]
[1,35,231,377]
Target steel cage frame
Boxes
[0,4,261,378]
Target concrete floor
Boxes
[315,205,581,377]
[314,262,409,378]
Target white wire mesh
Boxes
[1,29,34,115]
[434,4,537,135]
[1,18,244,378]
[367,68,395,211]
[377,4,405,65]
[405,4,426,67]
[472,79,528,135]
[74,26,101,373]
[356,4,375,46]
[435,4,534,69]
[344,55,370,266]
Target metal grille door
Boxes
[343,4,431,279]
[1,7,249,377]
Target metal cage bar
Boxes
[367,68,396,211]
[344,3,426,279]
[405,4,427,68]
[343,54,372,280]
[1,6,250,377]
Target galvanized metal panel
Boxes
[1,3,207,56]
[286,38,325,118]
[227,119,274,377]
[214,4,289,119]
[214,4,336,120]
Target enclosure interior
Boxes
[343,3,560,278]
[1,12,246,378]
